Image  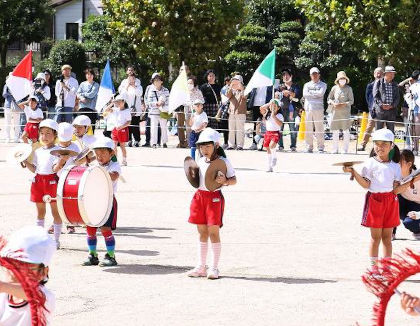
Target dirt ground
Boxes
[1,126,420,326]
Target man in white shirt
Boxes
[302,67,327,153]
[55,65,79,123]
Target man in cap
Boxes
[55,64,79,123]
[372,65,400,132]
[302,67,327,153]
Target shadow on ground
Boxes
[102,264,192,275]
[221,275,337,284]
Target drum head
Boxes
[79,166,113,227]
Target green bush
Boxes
[47,40,86,81]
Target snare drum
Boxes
[57,165,114,227]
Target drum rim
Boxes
[78,165,113,227]
[56,165,72,225]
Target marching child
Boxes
[72,115,96,150]
[188,99,208,160]
[105,95,131,166]
[343,128,401,274]
[187,128,236,279]
[0,225,56,326]
[260,99,284,172]
[82,137,120,267]
[18,96,43,144]
[22,119,64,249]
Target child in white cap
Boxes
[72,114,96,150]
[82,137,121,267]
[188,99,208,160]
[18,96,44,144]
[22,119,64,249]
[0,225,56,326]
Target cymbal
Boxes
[205,158,227,192]
[184,156,199,188]
[50,149,79,157]
[332,161,364,167]
[7,144,33,164]
[75,148,95,163]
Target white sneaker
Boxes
[187,265,207,277]
[272,157,277,167]
[266,166,273,173]
[122,159,127,166]
[207,267,219,279]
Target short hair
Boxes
[224,76,231,83]
[188,75,198,87]
[282,68,292,76]
[204,69,216,80]
[84,68,95,78]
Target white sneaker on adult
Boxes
[187,265,207,277]
[272,157,277,167]
[207,267,219,280]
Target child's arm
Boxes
[109,171,119,181]
[216,174,237,186]
[0,281,28,301]
[343,166,371,189]
[23,160,36,173]
[117,120,131,130]
[394,175,420,194]
[53,156,68,173]
[197,122,208,132]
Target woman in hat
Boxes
[327,71,354,154]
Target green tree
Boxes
[46,40,86,80]
[273,21,304,71]
[0,0,53,67]
[102,0,245,78]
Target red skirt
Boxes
[189,190,225,227]
[361,192,400,228]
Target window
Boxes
[66,23,79,41]
[8,40,22,51]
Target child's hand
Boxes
[401,292,420,316]
[216,172,227,185]
[408,211,420,220]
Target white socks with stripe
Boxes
[36,219,45,228]
[198,242,208,267]
[53,223,62,242]
[211,242,221,269]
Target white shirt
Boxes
[96,160,121,193]
[56,142,81,177]
[197,156,235,192]
[120,85,143,116]
[33,146,60,175]
[0,287,55,326]
[360,157,401,193]
[114,108,132,128]
[23,106,43,121]
[191,111,208,131]
[75,134,96,150]
[401,178,420,203]
[303,80,327,111]
[55,77,79,108]
[265,113,284,131]
[254,87,268,106]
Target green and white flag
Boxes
[244,49,276,96]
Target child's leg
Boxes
[369,228,382,270]
[86,226,98,256]
[22,131,29,144]
[270,141,277,164]
[35,203,46,227]
[120,143,127,160]
[191,147,196,160]
[208,225,221,269]
[50,202,63,243]
[113,141,118,156]
[381,227,393,257]
[196,225,209,267]
[101,227,116,258]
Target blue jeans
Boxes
[278,113,297,149]
[398,195,420,234]
[47,106,56,120]
[55,106,73,123]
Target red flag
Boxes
[6,51,33,102]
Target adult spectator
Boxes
[76,68,100,132]
[31,72,51,117]
[175,66,192,148]
[44,70,57,119]
[218,76,231,146]
[55,64,79,123]
[227,74,247,150]
[327,71,354,154]
[302,67,327,153]
[278,69,300,152]
[372,65,400,132]
[2,76,20,142]
[408,70,420,154]
[144,73,170,148]
[358,67,383,151]
[200,70,221,130]
[247,85,273,150]
[119,66,142,91]
[143,77,161,147]
[120,74,143,147]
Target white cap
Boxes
[58,122,73,142]
[385,66,396,73]
[39,119,58,132]
[310,67,320,75]
[151,72,161,80]
[1,226,56,266]
[28,95,38,102]
[72,115,91,127]
[193,99,204,105]
[372,128,394,142]
[92,137,114,150]
[113,94,126,102]
[231,74,243,84]
[35,72,46,81]
[197,128,221,145]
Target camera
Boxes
[59,76,65,83]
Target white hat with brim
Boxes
[334,71,350,85]
[384,66,396,73]
[29,95,38,102]
[310,67,320,75]
[0,226,56,266]
[61,64,72,71]
[72,115,91,127]
[197,128,221,145]
[35,73,46,81]
[193,99,204,105]
[58,122,74,142]
[92,137,114,150]
[39,119,58,132]
[231,74,244,84]
[372,128,394,142]
[113,95,126,103]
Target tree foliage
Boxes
[0,0,53,67]
[46,40,86,80]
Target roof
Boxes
[51,0,74,7]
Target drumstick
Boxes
[394,288,420,314]
[119,175,126,183]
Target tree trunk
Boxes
[0,43,8,68]
[377,56,385,68]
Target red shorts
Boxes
[189,190,225,227]
[24,122,40,140]
[361,192,400,228]
[263,131,280,148]
[30,174,58,203]
[112,127,129,143]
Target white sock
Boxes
[211,242,221,269]
[271,148,277,164]
[36,219,45,228]
[198,242,208,267]
[267,154,272,167]
[53,223,62,242]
